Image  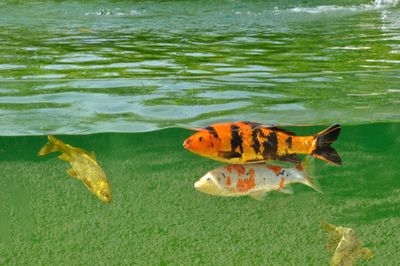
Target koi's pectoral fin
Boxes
[278,154,300,164]
[58,153,71,162]
[248,191,267,201]
[218,151,242,159]
[279,186,294,194]
[67,169,79,179]
[360,247,374,260]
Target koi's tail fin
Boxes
[312,124,342,166]
[38,135,63,156]
[299,157,322,193]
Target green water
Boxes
[1,124,399,265]
[0,0,399,265]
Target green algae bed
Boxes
[0,123,399,265]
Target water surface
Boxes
[0,0,399,135]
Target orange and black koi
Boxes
[183,121,341,165]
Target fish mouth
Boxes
[183,138,192,149]
[194,178,222,196]
[194,180,202,189]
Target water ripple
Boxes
[0,1,399,135]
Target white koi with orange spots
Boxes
[194,162,321,200]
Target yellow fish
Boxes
[39,135,112,203]
[321,220,373,266]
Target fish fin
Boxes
[38,135,61,156]
[312,124,342,165]
[89,151,96,160]
[300,157,322,193]
[67,168,79,179]
[320,220,337,233]
[82,178,93,190]
[58,153,70,161]
[280,186,294,194]
[265,160,294,168]
[278,154,300,164]
[360,247,374,260]
[320,220,343,252]
[267,127,296,136]
[248,191,267,201]
[218,151,242,159]
[188,127,203,131]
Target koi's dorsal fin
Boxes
[89,151,96,160]
[267,127,296,136]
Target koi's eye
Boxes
[199,137,203,142]
[206,177,211,182]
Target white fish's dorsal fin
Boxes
[248,191,267,201]
[280,186,294,194]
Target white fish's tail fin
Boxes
[38,135,64,156]
[299,156,322,193]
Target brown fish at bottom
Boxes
[321,220,373,266]
[183,121,342,165]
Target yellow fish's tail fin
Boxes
[312,124,342,166]
[38,135,63,156]
[299,157,322,193]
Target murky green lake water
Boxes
[0,0,399,265]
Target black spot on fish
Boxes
[199,136,203,142]
[251,126,261,154]
[262,131,278,160]
[231,124,243,154]
[285,137,293,149]
[204,126,219,139]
